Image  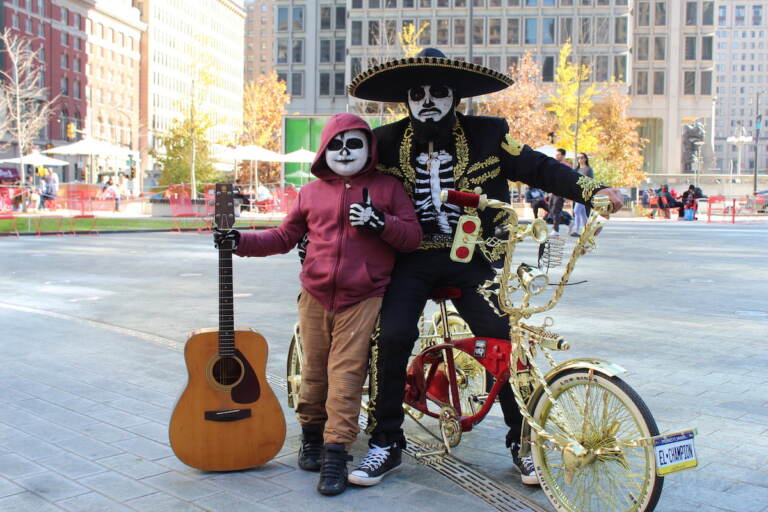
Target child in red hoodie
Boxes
[215,114,421,495]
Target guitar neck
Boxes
[219,246,235,356]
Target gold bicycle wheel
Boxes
[286,329,302,409]
[531,369,663,512]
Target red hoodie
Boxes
[235,113,422,312]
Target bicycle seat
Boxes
[431,287,462,301]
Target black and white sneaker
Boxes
[347,444,402,486]
[511,443,540,486]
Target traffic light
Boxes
[130,166,136,179]
[80,168,86,181]
[449,214,481,263]
[66,122,75,139]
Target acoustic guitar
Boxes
[169,184,286,471]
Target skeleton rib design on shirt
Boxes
[413,149,460,234]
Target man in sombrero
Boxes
[345,48,624,487]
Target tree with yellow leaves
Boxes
[547,43,600,161]
[592,82,647,187]
[241,72,291,184]
[478,51,552,148]
[399,22,429,58]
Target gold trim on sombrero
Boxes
[348,56,512,97]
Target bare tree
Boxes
[0,28,55,209]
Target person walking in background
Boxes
[525,186,549,219]
[547,148,569,235]
[571,153,593,236]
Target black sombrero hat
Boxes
[348,48,513,103]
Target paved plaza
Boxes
[0,219,767,512]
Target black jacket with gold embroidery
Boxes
[374,113,603,260]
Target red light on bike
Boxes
[462,221,476,233]
[456,246,470,259]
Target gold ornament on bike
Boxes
[516,263,549,296]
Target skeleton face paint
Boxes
[407,85,454,123]
[325,129,369,177]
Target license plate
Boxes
[653,430,698,476]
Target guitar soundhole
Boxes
[212,356,243,386]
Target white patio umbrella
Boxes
[281,148,316,163]
[44,138,132,157]
[0,152,70,166]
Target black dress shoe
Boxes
[298,425,323,472]
[317,443,352,496]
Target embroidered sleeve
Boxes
[577,175,604,203]
[500,134,523,156]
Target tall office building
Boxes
[244,0,275,83]
[275,0,718,175]
[273,0,348,114]
[713,1,767,176]
[84,0,145,177]
[134,0,246,182]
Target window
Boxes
[73,80,81,99]
[685,2,697,25]
[701,36,713,60]
[636,70,648,94]
[320,40,331,62]
[438,0,449,5]
[277,7,288,31]
[637,2,649,26]
[320,73,330,96]
[614,55,627,82]
[506,55,519,71]
[718,5,726,26]
[421,0,432,5]
[542,56,555,82]
[61,31,68,46]
[489,18,501,44]
[654,2,666,25]
[472,18,484,44]
[454,19,466,45]
[60,77,68,96]
[685,37,696,60]
[385,0,397,6]
[653,71,664,94]
[615,17,627,44]
[429,19,445,45]
[637,36,649,61]
[60,54,68,69]
[385,20,397,44]
[334,72,345,96]
[578,17,590,44]
[654,36,666,60]
[335,39,345,62]
[684,71,696,95]
[38,21,44,37]
[25,18,33,34]
[595,55,608,82]
[352,21,362,45]
[560,17,572,44]
[754,6,763,26]
[700,70,712,94]
[291,72,303,96]
[595,17,610,44]
[368,21,379,45]
[369,0,380,6]
[735,6,745,26]
[276,39,288,63]
[702,2,714,25]
[525,18,536,44]
[352,0,362,7]
[320,6,331,29]
[488,56,501,71]
[37,0,43,13]
[542,18,554,44]
[507,19,520,45]
[336,7,346,29]
[293,7,304,31]
[292,39,303,63]
[73,58,80,73]
[351,57,362,77]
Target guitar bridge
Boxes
[204,409,252,422]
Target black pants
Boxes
[368,251,523,449]
[550,196,565,232]
[531,199,549,219]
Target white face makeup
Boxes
[407,85,454,123]
[325,129,369,176]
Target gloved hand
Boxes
[213,228,240,250]
[349,188,385,234]
[297,233,309,265]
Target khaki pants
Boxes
[296,290,381,446]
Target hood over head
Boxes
[311,113,378,180]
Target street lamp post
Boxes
[726,125,753,180]
[754,90,763,194]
